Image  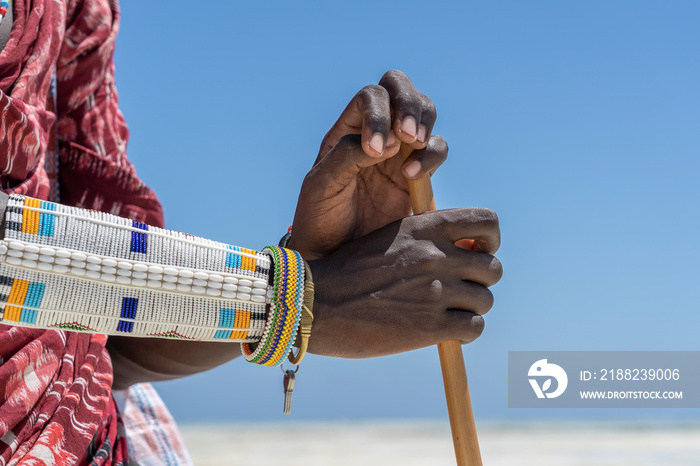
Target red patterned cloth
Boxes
[0,328,127,465]
[0,0,164,464]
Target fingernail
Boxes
[400,117,418,140]
[417,125,427,144]
[404,160,421,178]
[369,133,385,155]
[386,130,397,146]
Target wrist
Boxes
[302,256,344,358]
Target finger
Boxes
[444,281,495,316]
[318,85,394,163]
[416,208,501,254]
[310,134,392,190]
[355,85,393,158]
[441,311,485,344]
[445,248,503,287]
[379,70,437,149]
[401,135,448,179]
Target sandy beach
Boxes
[178,420,700,465]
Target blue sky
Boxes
[114,1,700,422]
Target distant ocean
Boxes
[178,420,700,465]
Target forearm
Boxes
[107,337,243,390]
[0,192,306,388]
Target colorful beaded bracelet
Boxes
[241,246,305,366]
[0,194,272,342]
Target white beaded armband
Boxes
[0,194,273,342]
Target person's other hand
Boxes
[289,70,447,260]
[307,208,502,358]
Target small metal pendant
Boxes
[282,365,298,415]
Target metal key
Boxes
[282,369,296,415]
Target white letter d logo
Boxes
[528,359,568,399]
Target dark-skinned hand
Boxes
[288,70,448,259]
[285,70,503,357]
[307,207,502,358]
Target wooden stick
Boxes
[401,143,483,466]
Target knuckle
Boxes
[425,249,448,271]
[489,257,503,285]
[476,288,495,315]
[426,137,448,165]
[380,69,407,84]
[412,248,447,278]
[474,207,500,229]
[469,315,485,340]
[428,279,445,303]
[437,208,462,226]
[421,97,437,122]
[430,134,448,152]
[358,84,388,101]
[452,313,484,344]
[379,70,420,111]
